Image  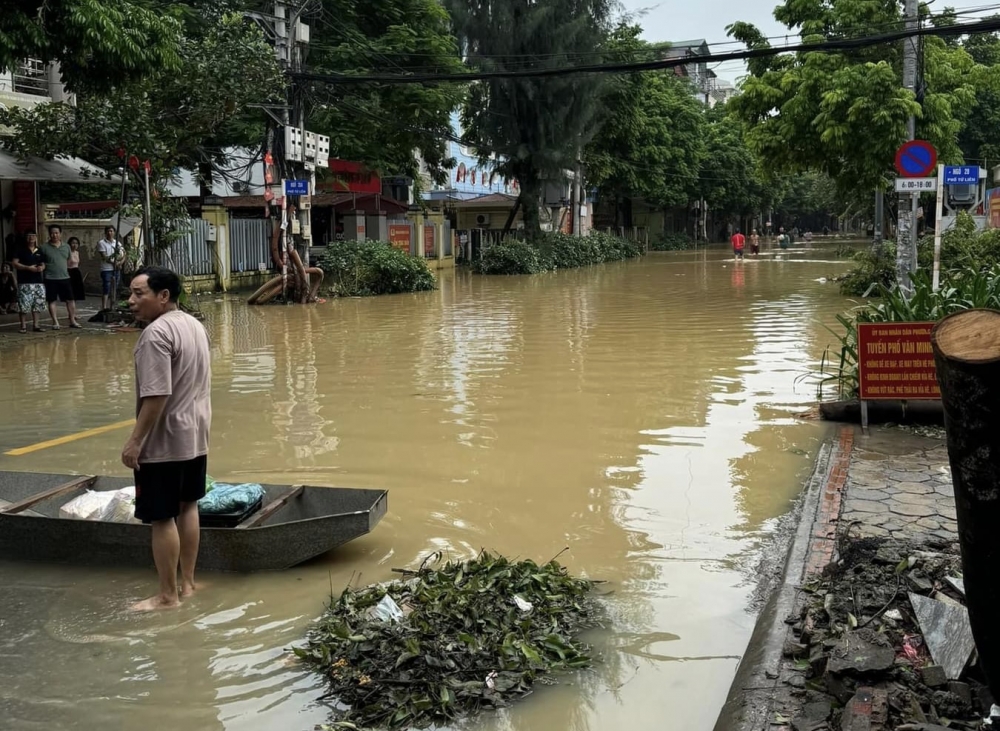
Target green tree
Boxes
[773,171,842,231]
[726,4,989,195]
[696,109,776,235]
[0,11,283,184]
[584,24,707,227]
[304,0,465,189]
[0,0,183,92]
[960,22,1000,166]
[448,0,615,239]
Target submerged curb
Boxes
[712,427,854,731]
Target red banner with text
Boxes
[388,224,411,253]
[857,322,940,400]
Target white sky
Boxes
[623,0,1000,83]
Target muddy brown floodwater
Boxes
[0,242,856,731]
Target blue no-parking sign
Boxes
[895,141,938,178]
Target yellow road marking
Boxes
[5,419,135,456]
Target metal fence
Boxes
[229,218,272,273]
[149,218,213,276]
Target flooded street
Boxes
[0,243,854,731]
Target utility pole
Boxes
[258,0,324,302]
[896,0,920,294]
[873,191,884,252]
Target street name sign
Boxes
[895,140,938,178]
[895,178,938,192]
[943,166,984,185]
[284,179,309,195]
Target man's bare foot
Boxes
[179,581,204,599]
[130,594,181,612]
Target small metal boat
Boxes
[0,471,388,572]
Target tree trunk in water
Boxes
[931,308,1000,702]
[518,173,542,242]
[269,219,284,271]
[501,198,521,235]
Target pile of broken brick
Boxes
[776,535,998,731]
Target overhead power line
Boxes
[292,15,1000,85]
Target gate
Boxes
[149,219,213,276]
[230,218,272,272]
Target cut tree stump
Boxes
[931,308,1000,701]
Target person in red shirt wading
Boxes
[731,229,746,260]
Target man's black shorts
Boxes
[134,455,208,523]
[45,278,73,303]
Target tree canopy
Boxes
[448,0,616,238]
[304,0,466,187]
[0,10,283,186]
[1,0,184,92]
[959,21,1000,166]
[726,1,996,194]
[584,25,707,221]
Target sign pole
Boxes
[932,163,945,292]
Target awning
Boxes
[0,149,120,183]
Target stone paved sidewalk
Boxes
[842,429,957,546]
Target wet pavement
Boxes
[0,244,858,731]
[845,429,957,544]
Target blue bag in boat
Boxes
[198,483,265,515]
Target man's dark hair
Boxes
[134,266,182,302]
[48,224,61,234]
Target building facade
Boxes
[1,59,73,261]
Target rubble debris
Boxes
[828,634,896,675]
[909,593,976,680]
[841,686,888,731]
[920,665,947,688]
[948,680,973,706]
[772,537,988,731]
[907,572,934,593]
[946,576,966,597]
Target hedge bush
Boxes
[473,232,643,275]
[319,240,436,296]
[650,232,695,251]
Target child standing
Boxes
[0,262,17,314]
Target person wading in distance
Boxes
[122,266,212,611]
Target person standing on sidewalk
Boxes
[98,226,123,311]
[40,224,81,329]
[11,232,46,333]
[67,237,86,302]
[121,266,212,612]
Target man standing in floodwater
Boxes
[122,266,212,611]
[731,229,746,260]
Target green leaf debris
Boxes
[295,551,604,729]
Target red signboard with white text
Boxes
[857,322,940,400]
[389,224,411,253]
[323,159,381,194]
